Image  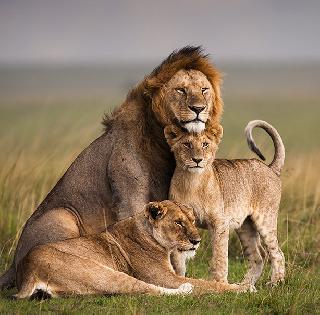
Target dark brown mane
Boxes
[141,46,222,99]
[102,46,223,129]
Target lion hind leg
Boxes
[14,208,82,268]
[236,218,264,286]
[0,263,15,290]
[13,272,38,299]
[253,213,285,286]
[14,281,57,300]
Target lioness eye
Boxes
[202,142,209,148]
[202,87,209,94]
[175,221,183,227]
[183,142,192,149]
[176,88,186,95]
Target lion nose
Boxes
[192,158,203,164]
[188,105,206,115]
[190,238,201,245]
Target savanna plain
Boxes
[0,64,319,314]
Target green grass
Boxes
[0,94,320,314]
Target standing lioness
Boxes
[165,120,285,287]
[15,200,245,299]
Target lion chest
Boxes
[169,173,223,225]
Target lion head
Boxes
[157,69,217,133]
[125,46,223,134]
[144,200,200,252]
[103,46,222,135]
[147,47,223,133]
[164,124,223,173]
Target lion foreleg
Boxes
[108,151,150,220]
[170,250,187,276]
[96,268,193,296]
[208,220,229,283]
[146,270,245,295]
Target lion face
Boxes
[144,200,200,252]
[164,124,223,173]
[154,69,216,133]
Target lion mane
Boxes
[103,46,223,129]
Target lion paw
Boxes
[266,273,285,288]
[239,281,257,293]
[177,283,193,294]
[266,278,284,288]
[233,282,256,293]
[244,283,257,293]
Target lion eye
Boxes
[175,221,184,228]
[183,142,192,149]
[202,142,209,148]
[176,88,186,95]
[202,87,209,94]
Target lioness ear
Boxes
[214,124,223,144]
[164,125,183,147]
[145,202,168,221]
[206,124,223,144]
[174,202,195,221]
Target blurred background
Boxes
[1,0,320,153]
[0,1,319,307]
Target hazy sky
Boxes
[1,0,320,64]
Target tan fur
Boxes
[14,201,247,299]
[165,121,285,287]
[0,46,224,290]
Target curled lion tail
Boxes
[245,120,285,176]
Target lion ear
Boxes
[164,125,184,147]
[144,202,168,222]
[175,202,195,220]
[214,124,223,144]
[206,124,223,144]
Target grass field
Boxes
[0,65,320,314]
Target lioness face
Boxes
[164,124,222,173]
[145,200,201,252]
[161,69,214,133]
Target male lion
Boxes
[165,120,285,287]
[0,46,223,289]
[14,200,245,299]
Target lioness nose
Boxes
[188,105,206,115]
[190,238,201,245]
[192,158,203,164]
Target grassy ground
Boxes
[0,93,319,314]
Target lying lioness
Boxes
[165,120,285,287]
[14,200,244,299]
